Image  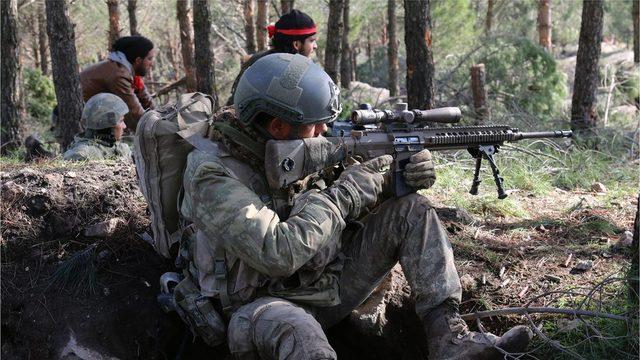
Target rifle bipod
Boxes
[468,145,507,199]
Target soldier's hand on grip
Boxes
[335,155,393,219]
[404,149,436,190]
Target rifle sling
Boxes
[211,122,265,162]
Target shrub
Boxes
[23,68,56,122]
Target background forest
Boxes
[1,0,639,359]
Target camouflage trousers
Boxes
[227,193,462,359]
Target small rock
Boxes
[65,171,77,178]
[572,260,593,272]
[435,207,475,225]
[590,182,606,193]
[614,231,633,248]
[83,218,125,238]
[44,173,64,188]
[460,274,476,292]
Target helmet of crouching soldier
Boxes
[233,53,342,128]
[82,93,129,130]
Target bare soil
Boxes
[1,160,636,359]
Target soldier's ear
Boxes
[266,118,292,140]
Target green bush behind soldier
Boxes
[226,9,318,105]
[62,93,131,162]
[179,53,532,359]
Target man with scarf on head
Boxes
[79,36,156,132]
[226,9,318,105]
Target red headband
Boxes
[267,24,317,38]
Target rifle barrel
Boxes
[515,130,573,140]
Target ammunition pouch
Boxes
[174,275,227,347]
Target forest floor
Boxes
[0,159,637,359]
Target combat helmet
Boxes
[233,53,342,127]
[82,93,129,130]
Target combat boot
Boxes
[423,299,532,360]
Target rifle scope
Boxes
[351,103,461,125]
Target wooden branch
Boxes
[152,76,186,98]
[211,23,247,57]
[461,306,628,322]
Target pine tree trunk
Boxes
[485,0,493,35]
[387,0,399,97]
[538,0,552,51]
[404,0,435,110]
[324,0,344,84]
[45,0,84,150]
[243,0,257,54]
[256,0,269,51]
[38,2,48,75]
[633,0,639,63]
[280,0,294,14]
[570,0,603,135]
[106,0,120,50]
[31,9,41,70]
[1,0,23,155]
[471,63,490,124]
[339,0,352,89]
[177,0,197,92]
[127,0,138,35]
[193,0,218,107]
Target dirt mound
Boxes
[0,162,188,359]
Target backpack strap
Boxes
[214,246,232,312]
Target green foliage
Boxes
[480,38,568,117]
[23,68,56,122]
[431,0,480,55]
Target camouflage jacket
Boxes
[181,117,353,308]
[62,136,132,162]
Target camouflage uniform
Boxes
[180,113,461,358]
[63,137,131,161]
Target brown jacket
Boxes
[80,59,154,130]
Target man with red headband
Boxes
[226,9,318,105]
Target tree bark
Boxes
[538,0,552,51]
[1,0,23,154]
[280,0,294,14]
[633,0,639,63]
[37,2,48,75]
[387,0,399,97]
[485,0,493,35]
[45,0,84,150]
[471,64,490,124]
[177,0,197,92]
[404,0,435,110]
[127,0,138,35]
[570,0,603,135]
[30,9,40,70]
[256,0,269,51]
[243,0,257,54]
[193,0,218,108]
[106,0,120,50]
[339,0,352,89]
[324,0,344,84]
